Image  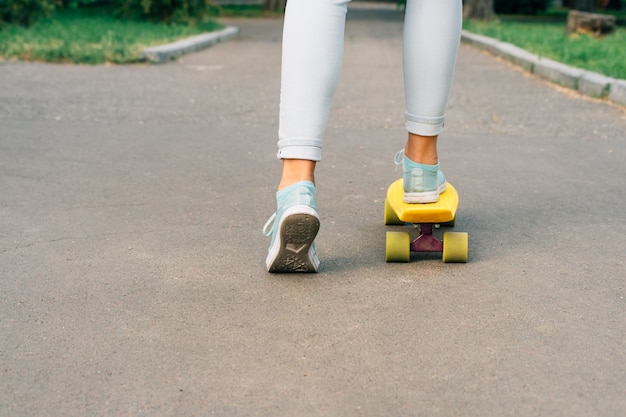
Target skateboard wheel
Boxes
[442,231,468,263]
[386,231,410,263]
[384,199,403,225]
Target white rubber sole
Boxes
[403,182,447,204]
[266,206,320,273]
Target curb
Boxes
[141,26,239,64]
[461,30,626,106]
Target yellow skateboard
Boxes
[384,179,468,263]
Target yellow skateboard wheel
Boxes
[442,231,468,263]
[384,199,403,225]
[386,231,410,262]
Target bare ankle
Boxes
[405,133,439,165]
[278,159,316,191]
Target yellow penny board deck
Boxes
[386,179,458,224]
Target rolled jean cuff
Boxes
[405,112,446,137]
[277,138,323,162]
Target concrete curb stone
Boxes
[534,58,583,90]
[461,30,625,107]
[493,42,539,72]
[609,79,626,106]
[579,70,613,98]
[460,31,502,56]
[141,26,239,64]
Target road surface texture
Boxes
[1,3,625,416]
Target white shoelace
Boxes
[262,212,276,236]
[394,149,404,171]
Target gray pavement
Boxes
[2,4,626,416]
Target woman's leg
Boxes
[277,0,350,190]
[403,0,462,147]
[265,0,350,272]
[400,0,462,203]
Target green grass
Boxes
[214,4,272,18]
[464,18,626,80]
[0,6,223,64]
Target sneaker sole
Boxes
[403,183,447,204]
[266,212,320,273]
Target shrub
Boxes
[0,0,57,27]
[494,0,550,15]
[62,0,101,9]
[115,0,218,24]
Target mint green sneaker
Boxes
[394,150,447,204]
[263,181,320,273]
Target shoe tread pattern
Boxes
[268,213,320,273]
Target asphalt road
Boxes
[1,4,625,416]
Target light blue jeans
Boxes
[277,0,462,162]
